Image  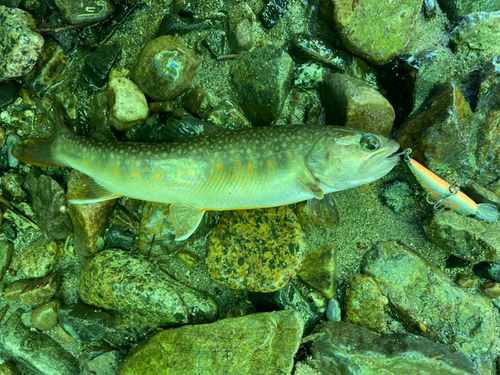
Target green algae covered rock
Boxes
[438,0,500,24]
[207,206,306,292]
[79,249,218,330]
[132,35,201,101]
[118,310,304,375]
[320,0,423,65]
[298,244,337,299]
[311,321,478,375]
[361,240,496,375]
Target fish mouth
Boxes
[360,142,401,176]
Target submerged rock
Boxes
[231,45,293,126]
[11,236,63,278]
[58,303,115,342]
[79,249,217,330]
[20,272,59,306]
[207,206,306,292]
[54,0,114,24]
[320,0,422,65]
[311,321,478,375]
[437,0,500,24]
[298,244,337,299]
[361,240,496,374]
[424,210,500,262]
[118,310,304,375]
[132,35,201,101]
[0,6,44,81]
[31,299,61,331]
[0,240,13,282]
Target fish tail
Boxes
[13,100,72,167]
[476,203,499,222]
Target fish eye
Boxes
[360,135,380,151]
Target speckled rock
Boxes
[0,311,79,375]
[106,77,149,132]
[205,99,251,129]
[312,321,478,375]
[31,299,61,331]
[20,272,59,306]
[79,249,217,330]
[54,0,114,25]
[57,303,115,341]
[344,274,388,333]
[424,210,500,262]
[10,236,63,278]
[2,172,26,200]
[438,0,500,24]
[0,6,44,81]
[320,0,423,65]
[207,206,306,292]
[451,11,500,59]
[67,170,117,256]
[231,45,294,126]
[118,310,304,375]
[0,363,21,375]
[132,35,201,101]
[361,240,496,374]
[172,0,224,18]
[320,73,395,135]
[395,82,477,180]
[0,240,13,282]
[25,172,73,240]
[298,244,337,299]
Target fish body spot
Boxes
[114,168,120,175]
[84,159,89,164]
[132,171,140,178]
[97,161,102,167]
[217,164,224,171]
[207,177,214,184]
[267,160,273,168]
[154,172,162,181]
[247,164,254,173]
[236,161,242,168]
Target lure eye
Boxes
[360,135,380,151]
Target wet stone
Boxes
[381,180,418,213]
[207,206,306,292]
[118,310,304,375]
[2,172,26,200]
[67,170,117,256]
[320,73,395,136]
[0,311,79,375]
[156,14,220,37]
[137,202,175,255]
[0,6,44,81]
[289,33,378,87]
[0,81,21,110]
[455,274,478,289]
[298,244,337,299]
[202,31,226,58]
[231,45,293,126]
[438,0,500,24]
[473,262,500,282]
[20,272,59,305]
[395,82,477,179]
[326,298,341,322]
[149,100,175,114]
[82,350,125,375]
[0,363,21,375]
[106,77,149,131]
[259,0,288,29]
[24,41,70,96]
[31,299,61,331]
[381,47,458,126]
[229,18,253,53]
[11,236,63,278]
[54,0,114,25]
[0,240,13,282]
[172,0,224,18]
[183,85,205,114]
[25,172,73,240]
[344,274,388,333]
[424,210,500,262]
[57,303,115,341]
[206,99,251,129]
[175,249,199,268]
[320,0,422,65]
[132,35,201,101]
[480,282,500,299]
[312,321,478,375]
[295,193,340,231]
[361,240,496,374]
[451,11,500,59]
[249,282,320,335]
[4,279,31,300]
[79,249,217,330]
[81,43,121,88]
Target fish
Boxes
[13,104,401,240]
[404,150,499,222]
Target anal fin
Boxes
[296,177,324,199]
[67,175,122,204]
[169,203,205,241]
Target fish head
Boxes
[306,129,400,191]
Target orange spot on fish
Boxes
[422,182,427,185]
[418,176,422,180]
[220,178,226,184]
[132,171,140,178]
[267,160,273,168]
[114,168,120,175]
[97,161,102,167]
[217,164,224,171]
[444,201,451,206]
[247,163,254,172]
[426,187,432,191]
[432,192,439,196]
[154,172,162,181]
[238,176,243,183]
[229,173,235,180]
[451,205,458,210]
[207,177,214,184]
[84,159,89,164]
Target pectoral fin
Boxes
[169,203,205,241]
[67,176,122,204]
[296,177,324,199]
[307,193,340,228]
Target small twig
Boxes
[216,53,241,61]
[90,3,141,47]
[63,234,74,257]
[38,23,92,34]
[0,196,39,230]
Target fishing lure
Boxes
[403,149,499,222]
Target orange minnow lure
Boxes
[404,150,499,222]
